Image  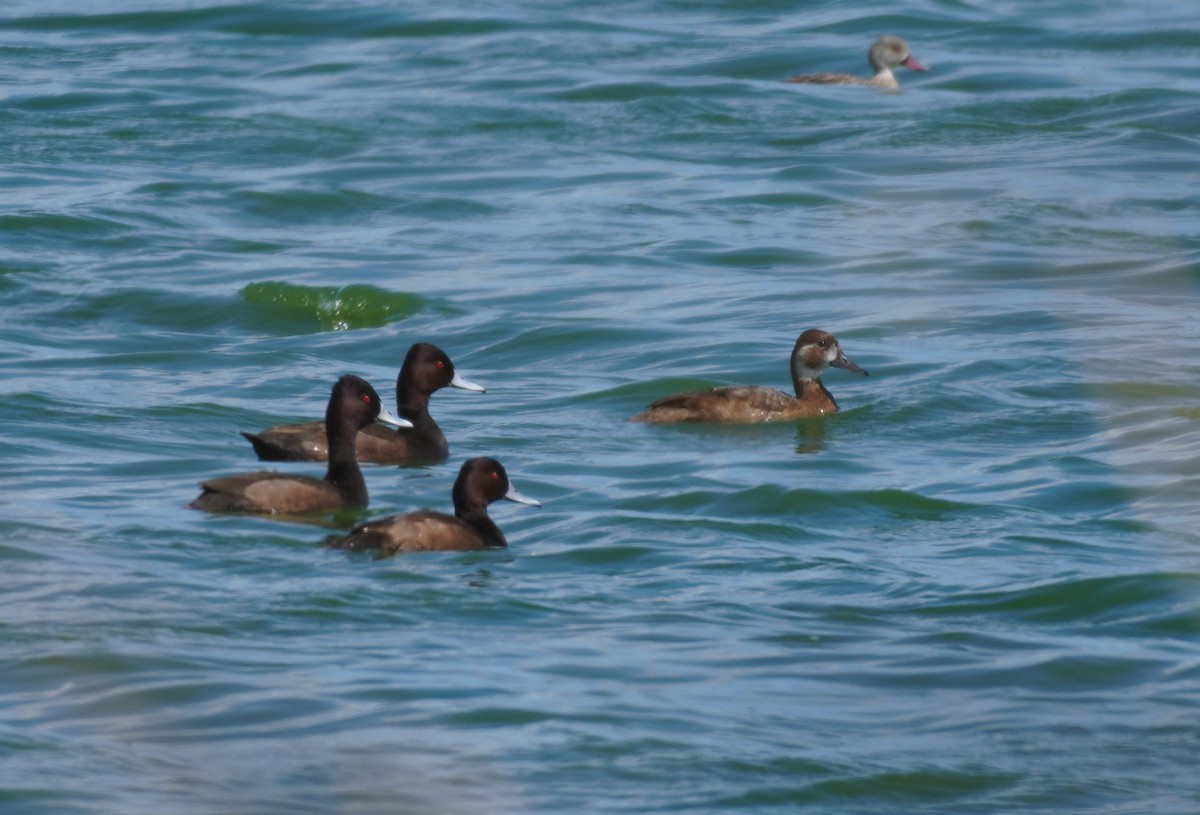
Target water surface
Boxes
[2,2,1198,813]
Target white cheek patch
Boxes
[793,345,829,379]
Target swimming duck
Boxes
[242,343,484,464]
[329,457,540,553]
[631,328,867,424]
[786,36,927,89]
[190,374,410,515]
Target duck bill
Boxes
[449,371,486,393]
[504,485,542,507]
[375,407,414,429]
[831,350,868,376]
[902,56,928,72]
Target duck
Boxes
[329,457,541,553]
[631,328,867,424]
[241,343,484,464]
[786,36,927,89]
[190,374,410,515]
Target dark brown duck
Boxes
[330,457,540,553]
[190,374,409,515]
[241,343,484,464]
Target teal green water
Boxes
[3,2,1199,813]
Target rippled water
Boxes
[3,2,1199,813]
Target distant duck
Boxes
[786,36,927,90]
[631,328,868,424]
[330,457,541,553]
[242,343,484,464]
[190,375,409,515]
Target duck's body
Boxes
[632,381,839,424]
[189,470,350,515]
[787,35,926,89]
[337,509,501,552]
[632,328,867,425]
[242,343,483,464]
[242,419,447,464]
[190,375,409,515]
[331,457,540,554]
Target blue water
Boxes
[3,2,1199,813]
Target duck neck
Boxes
[325,416,368,507]
[793,375,838,411]
[870,68,898,88]
[396,383,444,443]
[452,483,506,547]
[458,509,507,548]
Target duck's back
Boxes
[243,421,446,464]
[633,385,835,424]
[333,510,487,553]
[190,471,340,513]
[242,421,327,462]
[786,72,875,87]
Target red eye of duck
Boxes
[436,360,445,368]
[361,394,372,404]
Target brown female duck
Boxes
[632,328,867,424]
